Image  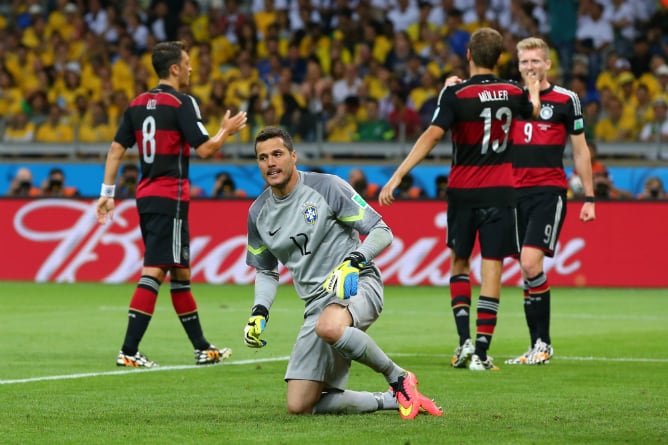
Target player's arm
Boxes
[244,207,278,348]
[244,268,278,348]
[355,221,393,261]
[570,132,596,222]
[194,109,248,159]
[378,125,445,206]
[96,141,127,224]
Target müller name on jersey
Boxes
[478,90,509,102]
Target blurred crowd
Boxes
[2,0,668,151]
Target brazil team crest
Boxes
[302,202,318,224]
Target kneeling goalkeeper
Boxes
[243,126,442,419]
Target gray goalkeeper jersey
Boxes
[246,171,388,302]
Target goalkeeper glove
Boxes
[323,251,367,299]
[244,305,269,348]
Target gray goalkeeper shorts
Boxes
[284,267,384,391]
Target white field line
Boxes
[1,354,666,385]
[97,307,668,321]
[0,356,291,385]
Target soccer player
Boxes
[96,41,247,367]
[244,126,442,419]
[378,27,541,371]
[505,37,596,365]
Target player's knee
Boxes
[286,399,314,415]
[315,316,341,344]
[520,258,541,277]
[315,305,350,343]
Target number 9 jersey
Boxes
[511,84,584,195]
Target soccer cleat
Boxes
[418,395,444,416]
[469,354,499,371]
[116,350,157,368]
[195,345,232,365]
[391,371,421,420]
[505,346,534,365]
[451,338,475,368]
[531,339,553,365]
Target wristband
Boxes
[100,184,115,198]
[345,251,367,269]
[251,304,269,320]
[584,196,595,203]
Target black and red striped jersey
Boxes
[432,74,534,207]
[511,84,584,194]
[114,84,209,216]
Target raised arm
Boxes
[378,125,445,206]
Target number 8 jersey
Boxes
[114,84,209,217]
[432,74,535,207]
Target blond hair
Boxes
[516,37,550,60]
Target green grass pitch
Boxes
[0,282,666,444]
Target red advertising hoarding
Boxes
[2,198,665,287]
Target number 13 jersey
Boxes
[432,74,534,207]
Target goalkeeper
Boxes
[243,127,442,419]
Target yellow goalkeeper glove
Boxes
[244,305,269,348]
[323,252,367,299]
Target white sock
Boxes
[313,390,379,414]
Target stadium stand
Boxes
[1,0,667,198]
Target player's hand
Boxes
[323,252,367,299]
[580,202,596,222]
[221,109,248,136]
[96,196,115,223]
[444,75,462,87]
[244,315,267,348]
[378,177,401,206]
[244,305,269,348]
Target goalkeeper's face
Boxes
[256,136,298,198]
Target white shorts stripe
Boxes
[549,195,563,251]
[172,218,182,263]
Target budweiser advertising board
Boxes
[2,198,665,287]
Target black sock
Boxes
[523,282,539,346]
[122,276,160,355]
[171,280,209,350]
[450,274,471,344]
[528,272,551,345]
[475,296,499,361]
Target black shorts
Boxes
[447,205,519,260]
[139,213,190,268]
[516,191,567,257]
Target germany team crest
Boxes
[539,104,554,120]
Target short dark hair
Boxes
[152,41,186,79]
[49,167,64,177]
[254,126,294,153]
[468,27,503,70]
[122,164,139,174]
